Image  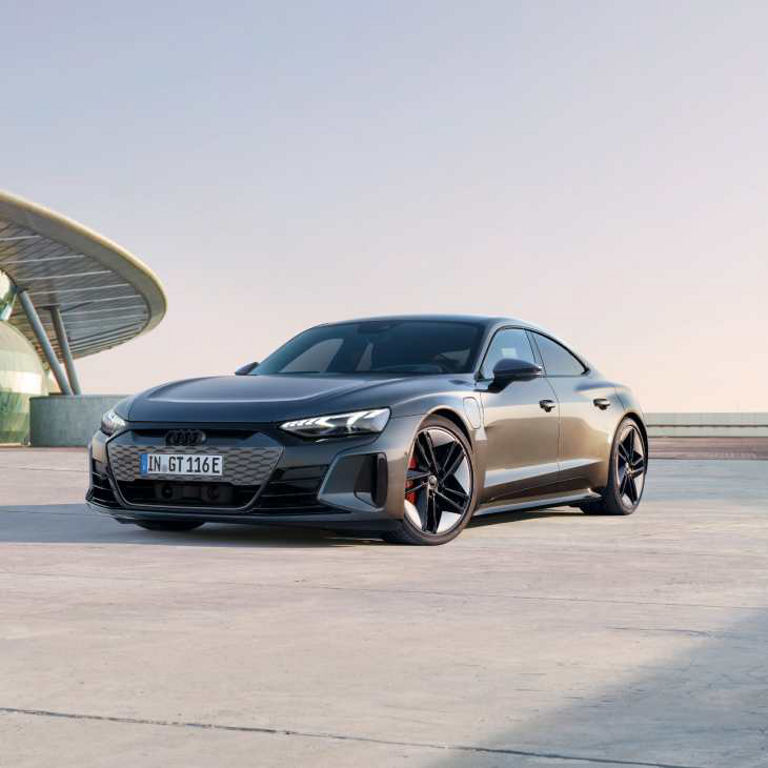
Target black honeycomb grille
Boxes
[107,444,281,486]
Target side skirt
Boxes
[473,490,601,518]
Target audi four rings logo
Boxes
[165,429,206,446]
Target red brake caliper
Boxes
[405,454,417,505]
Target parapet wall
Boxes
[30,395,127,447]
[646,413,768,437]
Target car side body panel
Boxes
[478,377,560,503]
[546,373,625,493]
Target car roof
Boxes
[316,314,535,330]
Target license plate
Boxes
[140,454,223,477]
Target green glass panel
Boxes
[0,269,14,321]
[0,320,47,443]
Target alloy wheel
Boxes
[404,426,473,535]
[617,423,646,509]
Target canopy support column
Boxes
[17,290,73,395]
[50,306,82,395]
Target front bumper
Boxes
[87,416,422,529]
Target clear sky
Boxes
[2,1,767,410]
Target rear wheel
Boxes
[383,415,477,545]
[135,520,204,532]
[581,418,647,515]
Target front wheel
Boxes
[581,417,647,516]
[383,415,477,545]
[135,520,204,532]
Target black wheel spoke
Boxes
[427,494,441,533]
[419,431,439,473]
[625,429,635,457]
[414,438,430,470]
[626,475,638,503]
[415,489,429,529]
[619,467,629,497]
[441,444,465,480]
[447,457,466,481]
[436,490,463,512]
[441,480,468,502]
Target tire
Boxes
[135,520,204,532]
[581,417,647,516]
[383,415,478,545]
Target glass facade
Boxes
[0,268,15,321]
[0,317,48,444]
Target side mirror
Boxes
[235,361,259,376]
[491,358,543,386]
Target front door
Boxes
[478,328,560,504]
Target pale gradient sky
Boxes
[2,1,767,410]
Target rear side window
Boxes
[480,328,536,379]
[532,333,586,376]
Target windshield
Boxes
[255,320,485,376]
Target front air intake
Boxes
[255,465,329,512]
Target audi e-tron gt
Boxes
[88,315,647,545]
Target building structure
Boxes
[0,190,165,442]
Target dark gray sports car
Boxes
[87,315,647,545]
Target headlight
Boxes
[280,408,390,438]
[101,408,127,436]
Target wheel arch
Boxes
[428,407,473,444]
[623,411,648,449]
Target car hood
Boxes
[123,373,472,423]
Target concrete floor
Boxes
[1,449,767,768]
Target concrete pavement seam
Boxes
[0,706,704,768]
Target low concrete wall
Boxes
[30,395,127,447]
[646,413,768,437]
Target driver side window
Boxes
[480,328,536,379]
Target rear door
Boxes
[478,328,560,504]
[528,332,623,493]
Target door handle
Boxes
[539,399,557,412]
[593,398,611,410]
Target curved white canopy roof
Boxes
[0,190,166,360]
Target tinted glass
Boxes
[0,320,48,443]
[257,320,485,375]
[533,333,586,376]
[0,270,15,321]
[480,328,536,379]
[280,338,344,373]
